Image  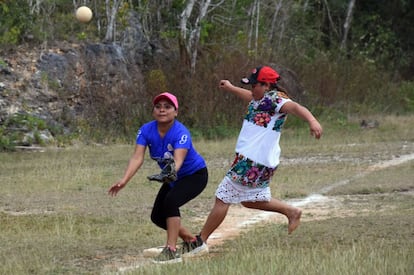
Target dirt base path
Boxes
[206,153,414,248]
[105,194,358,274]
[106,153,414,274]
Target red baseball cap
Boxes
[241,66,280,85]
[153,92,179,110]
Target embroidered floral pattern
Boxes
[226,154,277,188]
[244,91,287,131]
[273,114,286,131]
[253,113,271,126]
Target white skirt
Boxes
[215,176,271,204]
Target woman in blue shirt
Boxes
[108,92,208,263]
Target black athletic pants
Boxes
[150,167,208,230]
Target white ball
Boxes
[76,6,93,23]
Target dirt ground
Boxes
[105,153,414,273]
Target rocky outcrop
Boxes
[0,11,152,149]
[0,11,305,150]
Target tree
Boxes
[104,0,123,42]
[0,0,32,46]
[340,0,356,51]
[267,0,284,49]
[28,0,42,14]
[179,0,224,73]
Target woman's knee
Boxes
[151,212,167,229]
[213,197,230,211]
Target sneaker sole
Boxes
[143,245,183,258]
[182,243,209,259]
[152,257,182,264]
[143,246,164,258]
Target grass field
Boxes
[0,115,413,274]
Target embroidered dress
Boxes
[216,90,291,203]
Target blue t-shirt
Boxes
[136,120,206,180]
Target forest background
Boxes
[0,0,413,147]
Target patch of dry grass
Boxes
[0,115,413,274]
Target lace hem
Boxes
[215,177,271,204]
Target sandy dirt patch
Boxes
[103,153,414,273]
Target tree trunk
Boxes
[340,0,356,51]
[179,0,223,73]
[179,0,196,67]
[104,0,123,42]
[189,0,211,73]
[28,0,42,14]
[247,0,257,50]
[268,0,283,46]
[322,0,339,38]
[254,0,259,54]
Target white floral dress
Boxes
[216,90,290,203]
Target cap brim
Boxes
[153,94,178,109]
[241,77,257,85]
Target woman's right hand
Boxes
[108,181,125,196]
[219,79,233,90]
[108,145,145,197]
[219,79,253,102]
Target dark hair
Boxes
[273,83,290,99]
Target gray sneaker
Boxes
[181,235,209,258]
[152,247,182,264]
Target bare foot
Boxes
[287,208,302,234]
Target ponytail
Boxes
[274,83,290,99]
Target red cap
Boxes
[153,92,179,110]
[241,66,280,85]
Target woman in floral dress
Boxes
[187,66,323,256]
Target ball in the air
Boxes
[76,6,93,23]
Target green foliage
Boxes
[0,113,50,151]
[1,0,414,143]
[200,20,213,45]
[118,2,131,29]
[0,0,32,46]
[6,113,46,131]
[353,0,414,78]
[0,128,13,151]
[147,69,168,93]
[76,31,88,41]
[352,14,400,69]
[398,81,414,113]
[0,0,101,46]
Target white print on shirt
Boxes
[179,134,188,145]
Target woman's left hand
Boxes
[309,120,323,139]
